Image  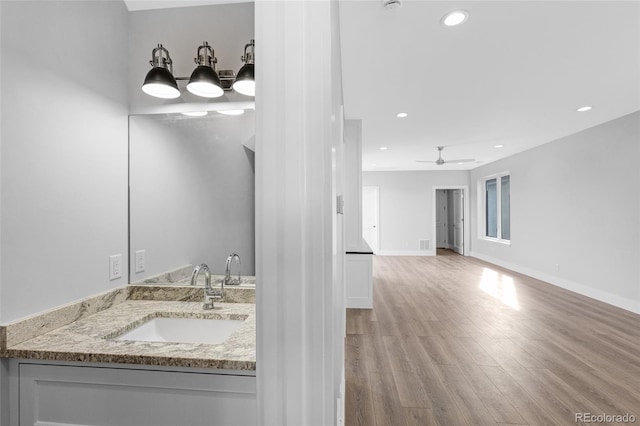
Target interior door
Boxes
[452,189,464,255]
[436,190,448,248]
[362,186,379,253]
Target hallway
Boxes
[345,252,640,425]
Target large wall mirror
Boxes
[128,111,255,284]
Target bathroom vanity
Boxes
[1,285,256,426]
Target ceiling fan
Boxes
[416,146,475,165]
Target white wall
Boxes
[0,0,3,324]
[0,3,5,421]
[344,120,369,252]
[469,111,640,313]
[0,1,129,323]
[256,1,343,424]
[129,113,255,279]
[362,171,469,255]
[129,3,254,114]
[330,0,347,423]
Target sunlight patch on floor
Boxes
[479,267,520,310]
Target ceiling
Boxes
[338,0,640,171]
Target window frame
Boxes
[479,172,511,244]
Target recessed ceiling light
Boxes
[380,146,388,150]
[396,112,408,118]
[494,144,504,148]
[442,10,469,27]
[218,109,245,116]
[181,111,208,117]
[577,106,592,112]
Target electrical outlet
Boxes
[109,254,122,280]
[135,250,146,273]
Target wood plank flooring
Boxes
[345,251,640,426]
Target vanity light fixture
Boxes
[442,10,469,27]
[142,40,256,99]
[232,39,255,97]
[142,44,180,99]
[218,109,245,116]
[187,42,224,98]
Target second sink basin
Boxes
[114,317,244,344]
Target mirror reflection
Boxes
[128,111,255,285]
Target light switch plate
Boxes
[135,250,146,273]
[109,254,122,280]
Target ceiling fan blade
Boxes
[415,160,436,163]
[445,158,475,163]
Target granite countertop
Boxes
[131,264,256,287]
[1,291,256,371]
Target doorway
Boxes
[362,186,379,253]
[433,186,469,256]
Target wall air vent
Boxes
[419,239,430,250]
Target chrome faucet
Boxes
[190,263,222,310]
[224,253,241,286]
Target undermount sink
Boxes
[113,317,244,344]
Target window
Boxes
[481,173,510,242]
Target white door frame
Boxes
[432,185,470,256]
[362,186,380,253]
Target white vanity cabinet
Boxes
[11,360,256,426]
[345,252,373,308]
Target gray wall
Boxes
[0,1,129,323]
[362,171,469,254]
[469,111,640,313]
[129,113,255,278]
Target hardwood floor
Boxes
[345,250,640,426]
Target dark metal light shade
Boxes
[187,65,224,98]
[232,63,255,97]
[142,67,180,99]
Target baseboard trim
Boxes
[469,251,640,315]
[376,250,435,256]
[346,298,373,309]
